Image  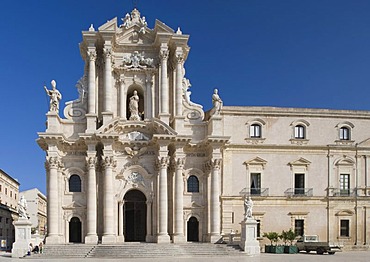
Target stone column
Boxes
[102,155,116,243]
[45,157,61,244]
[117,200,124,242]
[146,196,153,242]
[85,156,98,244]
[156,156,170,243]
[159,46,170,124]
[173,157,186,243]
[145,73,153,119]
[104,47,112,113]
[88,49,97,114]
[175,49,183,117]
[210,159,222,243]
[119,76,126,119]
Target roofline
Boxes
[0,169,20,185]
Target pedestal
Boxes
[239,218,260,256]
[156,234,170,243]
[85,235,99,244]
[12,218,32,258]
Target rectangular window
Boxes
[340,127,350,140]
[256,219,261,238]
[294,173,305,195]
[5,188,7,195]
[250,173,261,195]
[295,125,305,139]
[340,174,350,196]
[250,124,261,138]
[340,220,350,237]
[294,219,304,236]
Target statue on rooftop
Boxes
[44,80,62,113]
[211,88,223,115]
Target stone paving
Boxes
[0,251,369,262]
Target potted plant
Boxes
[282,229,298,254]
[263,231,283,253]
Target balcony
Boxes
[239,188,269,197]
[331,188,357,197]
[284,188,313,197]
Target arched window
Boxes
[294,125,305,139]
[339,127,350,140]
[69,175,81,192]
[250,124,262,138]
[187,175,199,193]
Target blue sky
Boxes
[1,0,370,195]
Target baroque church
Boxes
[38,8,370,249]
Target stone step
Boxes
[28,243,244,259]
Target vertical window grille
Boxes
[294,219,304,236]
[340,220,350,237]
[69,175,82,192]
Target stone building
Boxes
[37,8,370,249]
[0,169,19,250]
[20,188,47,236]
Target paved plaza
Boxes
[0,251,369,262]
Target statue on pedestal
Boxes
[244,196,253,219]
[129,90,141,120]
[18,196,28,219]
[211,88,223,115]
[44,80,62,113]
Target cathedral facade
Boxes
[38,9,370,249]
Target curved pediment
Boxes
[97,118,177,139]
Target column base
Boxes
[102,112,113,125]
[116,235,125,243]
[156,234,171,243]
[86,114,97,132]
[209,234,223,243]
[172,234,186,243]
[102,235,116,244]
[85,234,98,244]
[45,235,62,244]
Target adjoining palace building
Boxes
[37,8,370,249]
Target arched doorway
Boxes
[187,216,199,242]
[124,190,147,242]
[69,217,82,243]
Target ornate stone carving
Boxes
[205,159,221,171]
[156,156,170,169]
[45,157,60,169]
[210,89,223,116]
[122,51,154,69]
[160,49,169,60]
[121,8,147,34]
[44,80,62,113]
[102,156,116,169]
[63,75,88,120]
[103,48,112,58]
[172,158,185,169]
[86,157,97,169]
[88,50,97,61]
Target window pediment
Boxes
[289,158,311,168]
[244,157,267,168]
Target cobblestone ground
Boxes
[0,251,369,262]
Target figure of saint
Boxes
[212,88,223,115]
[129,90,140,120]
[18,195,28,219]
[244,196,253,219]
[44,80,62,113]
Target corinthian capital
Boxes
[88,50,97,61]
[172,157,185,170]
[156,156,170,169]
[45,156,59,169]
[86,156,97,169]
[175,53,184,64]
[102,156,116,169]
[159,49,169,60]
[205,159,222,171]
[103,48,112,58]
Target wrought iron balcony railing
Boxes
[331,188,357,197]
[239,188,269,196]
[284,188,313,197]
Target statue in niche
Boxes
[244,196,253,219]
[18,195,28,219]
[211,88,223,115]
[129,90,140,120]
[44,80,62,113]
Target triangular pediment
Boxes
[98,17,117,32]
[154,19,175,34]
[116,26,155,45]
[289,157,311,167]
[358,137,370,147]
[244,157,267,166]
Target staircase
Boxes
[29,243,244,259]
